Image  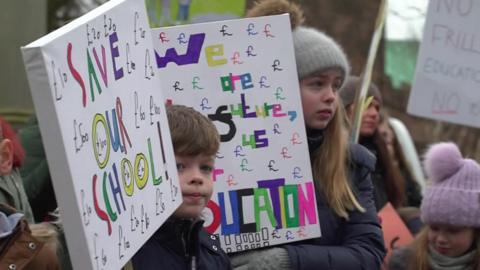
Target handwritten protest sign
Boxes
[151,14,320,253]
[21,0,180,269]
[378,203,414,267]
[408,0,480,127]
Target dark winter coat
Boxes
[283,137,386,270]
[130,218,231,270]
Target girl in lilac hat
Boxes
[389,142,480,270]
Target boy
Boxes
[129,105,231,270]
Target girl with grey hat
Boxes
[230,1,385,269]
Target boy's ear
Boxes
[0,139,13,176]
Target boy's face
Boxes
[173,154,214,219]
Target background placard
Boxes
[408,0,480,127]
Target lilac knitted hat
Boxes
[421,142,480,228]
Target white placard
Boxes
[408,0,480,127]
[21,0,181,269]
[151,14,320,253]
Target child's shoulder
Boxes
[348,143,376,171]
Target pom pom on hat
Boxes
[421,142,480,228]
[246,0,350,83]
[246,0,305,29]
[247,0,350,83]
[424,142,463,184]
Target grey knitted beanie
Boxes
[339,75,383,107]
[292,26,350,82]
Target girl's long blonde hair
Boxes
[406,227,480,270]
[311,103,365,219]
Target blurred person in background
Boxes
[18,116,57,223]
[0,117,59,269]
[0,117,34,223]
[18,115,73,270]
[379,116,426,197]
[340,76,423,234]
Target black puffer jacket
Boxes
[284,137,386,269]
[131,218,231,270]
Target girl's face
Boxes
[359,99,381,137]
[428,224,475,258]
[346,98,381,138]
[299,68,343,130]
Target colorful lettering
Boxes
[93,174,112,235]
[67,43,87,107]
[205,44,227,66]
[87,49,103,103]
[215,181,317,235]
[155,33,205,68]
[109,32,124,80]
[254,188,277,231]
[220,73,253,93]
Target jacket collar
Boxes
[152,218,204,258]
[306,128,324,156]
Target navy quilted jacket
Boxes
[283,143,386,270]
[131,219,231,270]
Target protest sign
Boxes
[378,203,414,267]
[408,0,480,127]
[151,14,320,253]
[21,0,181,269]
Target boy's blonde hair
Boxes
[166,105,220,156]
